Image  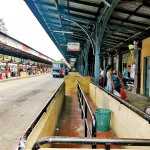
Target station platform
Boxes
[52,94,121,149]
[125,91,150,112]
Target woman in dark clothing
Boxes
[112,70,121,93]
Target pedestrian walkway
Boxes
[52,94,121,149]
[0,73,50,83]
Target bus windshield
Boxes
[53,63,59,68]
[52,62,64,69]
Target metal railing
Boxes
[77,81,96,148]
[31,136,150,150]
[18,82,65,150]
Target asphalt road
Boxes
[0,74,63,150]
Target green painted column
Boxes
[81,55,84,76]
[78,56,84,75]
[94,22,101,84]
[84,41,90,76]
[77,58,81,74]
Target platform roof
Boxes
[24,0,150,61]
[0,32,54,64]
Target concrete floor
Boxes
[0,74,63,150]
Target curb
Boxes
[0,73,51,83]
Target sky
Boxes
[0,0,64,61]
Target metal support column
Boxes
[94,23,101,84]
[84,41,90,76]
[78,57,81,74]
[108,55,113,67]
[118,53,122,74]
[105,57,108,68]
[81,55,84,76]
[133,50,141,93]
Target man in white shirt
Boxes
[130,63,135,79]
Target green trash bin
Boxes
[95,108,111,132]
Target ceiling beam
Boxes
[142,0,150,7]
[114,8,150,20]
[62,6,96,16]
[112,32,131,38]
[104,39,119,44]
[68,0,99,7]
[111,16,149,27]
[54,0,66,43]
[108,21,146,32]
[106,37,125,42]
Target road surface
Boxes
[0,74,63,150]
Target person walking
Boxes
[59,69,63,78]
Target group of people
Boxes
[5,67,17,78]
[99,65,126,98]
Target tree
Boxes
[0,18,8,34]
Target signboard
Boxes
[54,61,63,64]
[70,64,74,67]
[70,58,76,62]
[70,62,74,65]
[67,42,80,51]
[128,44,135,50]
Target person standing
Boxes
[130,63,135,79]
[123,63,129,86]
[99,66,104,87]
[0,68,2,80]
[112,70,121,93]
[106,65,114,93]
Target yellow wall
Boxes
[89,83,96,103]
[20,72,28,77]
[141,37,150,94]
[25,85,65,149]
[89,83,150,149]
[64,76,91,94]
[68,72,80,76]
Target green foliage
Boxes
[0,18,8,34]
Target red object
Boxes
[23,45,29,51]
[120,88,127,99]
[99,77,103,86]
[59,70,63,74]
[0,74,2,80]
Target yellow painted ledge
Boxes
[26,148,131,150]
[68,72,80,76]
[64,76,91,94]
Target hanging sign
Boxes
[70,58,76,62]
[128,44,135,50]
[70,62,74,65]
[67,42,80,51]
[70,64,74,67]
